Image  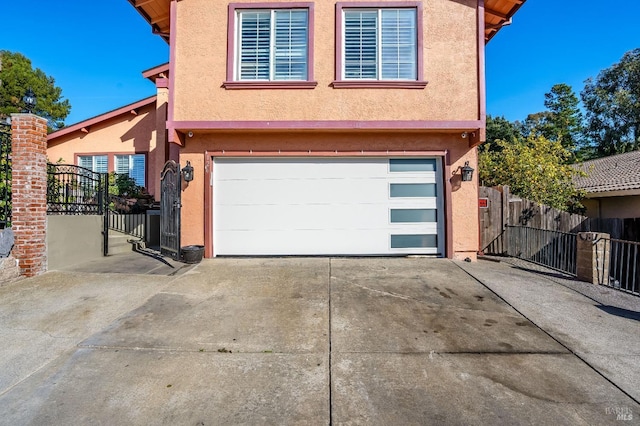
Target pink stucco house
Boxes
[49,0,526,259]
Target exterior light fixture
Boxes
[460,161,474,182]
[181,161,194,182]
[23,88,36,114]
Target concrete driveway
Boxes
[0,257,638,424]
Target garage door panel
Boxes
[216,203,390,230]
[214,229,438,255]
[216,178,388,205]
[216,158,390,179]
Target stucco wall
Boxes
[583,196,640,219]
[47,215,103,270]
[47,104,161,197]
[177,131,479,259]
[172,0,479,122]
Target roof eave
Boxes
[584,188,640,198]
[484,0,528,44]
[127,0,170,43]
[48,96,157,142]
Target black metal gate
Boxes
[160,160,181,260]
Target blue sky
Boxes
[1,1,168,124]
[2,1,639,126]
[487,0,640,122]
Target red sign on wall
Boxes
[479,198,489,208]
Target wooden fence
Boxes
[480,186,640,253]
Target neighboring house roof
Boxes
[128,0,527,44]
[142,62,169,83]
[574,151,640,196]
[47,96,157,142]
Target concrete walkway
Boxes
[0,257,638,424]
[459,256,640,405]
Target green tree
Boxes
[479,134,585,212]
[581,48,640,157]
[521,84,584,157]
[485,115,522,145]
[544,83,583,152]
[0,51,71,131]
[521,111,555,141]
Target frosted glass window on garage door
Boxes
[391,234,437,248]
[390,208,437,223]
[389,183,436,198]
[115,154,146,188]
[389,158,436,172]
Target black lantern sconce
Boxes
[182,161,194,182]
[460,161,474,182]
[23,88,36,114]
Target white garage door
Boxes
[213,157,444,256]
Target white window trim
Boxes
[332,2,426,89]
[78,155,108,174]
[234,8,309,82]
[341,7,417,81]
[224,3,316,89]
[115,154,146,188]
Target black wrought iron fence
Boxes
[107,195,147,240]
[503,225,578,275]
[596,237,639,296]
[47,164,107,215]
[0,123,11,228]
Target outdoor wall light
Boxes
[23,88,36,114]
[460,161,474,182]
[182,161,194,182]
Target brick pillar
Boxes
[576,232,610,285]
[10,113,48,277]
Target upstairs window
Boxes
[238,9,308,80]
[225,4,316,88]
[334,2,426,88]
[344,8,416,80]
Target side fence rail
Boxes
[107,195,147,241]
[0,123,12,228]
[596,237,639,296]
[502,225,578,276]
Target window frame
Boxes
[75,152,148,189]
[224,2,317,89]
[115,154,146,188]
[78,155,108,174]
[334,2,427,89]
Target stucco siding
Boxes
[177,131,479,259]
[584,196,640,219]
[172,0,480,122]
[47,104,161,197]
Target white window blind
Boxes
[238,9,308,81]
[344,8,417,80]
[115,154,146,188]
[78,155,107,174]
